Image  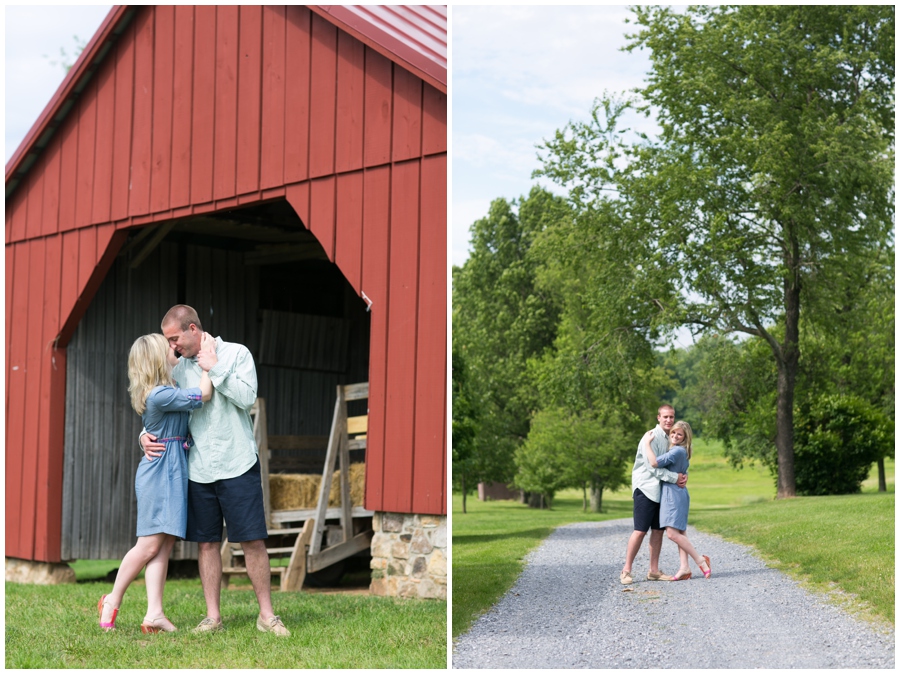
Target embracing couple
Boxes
[97,305,289,636]
[620,404,711,584]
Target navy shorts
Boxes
[632,488,662,532]
[186,458,268,543]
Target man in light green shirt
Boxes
[141,305,289,636]
[620,404,687,585]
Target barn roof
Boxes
[5,4,448,197]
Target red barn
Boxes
[6,5,447,598]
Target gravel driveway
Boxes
[452,519,894,669]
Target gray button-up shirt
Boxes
[630,424,679,503]
[173,337,259,483]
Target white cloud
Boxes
[452,5,659,264]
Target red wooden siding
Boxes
[5,5,447,563]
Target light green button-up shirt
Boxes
[174,337,259,483]
[630,424,679,503]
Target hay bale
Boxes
[328,463,366,507]
[269,464,366,510]
[269,474,321,510]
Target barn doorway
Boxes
[60,200,371,575]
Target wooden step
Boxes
[229,546,296,556]
[270,506,373,524]
[223,566,285,575]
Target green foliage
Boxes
[800,248,895,419]
[452,188,568,485]
[680,334,779,471]
[793,395,894,496]
[535,5,895,497]
[43,35,87,73]
[451,342,478,496]
[513,408,632,510]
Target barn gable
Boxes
[5,5,446,564]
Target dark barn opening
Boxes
[61,201,370,560]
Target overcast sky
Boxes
[5,4,113,165]
[451,5,657,268]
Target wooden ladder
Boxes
[220,398,315,591]
[220,385,373,591]
[306,383,373,574]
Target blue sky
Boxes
[5,4,113,164]
[451,5,657,268]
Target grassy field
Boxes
[6,563,446,668]
[452,438,894,638]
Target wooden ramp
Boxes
[221,384,374,591]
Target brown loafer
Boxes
[257,615,290,637]
[192,617,225,633]
[620,570,633,585]
[647,570,673,581]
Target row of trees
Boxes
[453,5,894,509]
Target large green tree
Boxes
[452,187,568,490]
[452,342,479,513]
[537,5,894,498]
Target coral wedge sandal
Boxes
[98,595,118,632]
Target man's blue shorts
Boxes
[632,488,663,532]
[186,458,268,543]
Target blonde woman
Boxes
[98,332,214,632]
[643,420,711,580]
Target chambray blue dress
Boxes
[134,385,203,538]
[656,445,690,531]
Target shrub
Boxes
[793,395,893,496]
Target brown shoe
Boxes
[620,570,633,585]
[192,617,225,633]
[257,615,290,637]
[647,570,673,581]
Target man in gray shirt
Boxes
[620,404,687,584]
[141,305,289,636]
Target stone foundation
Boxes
[369,512,446,599]
[6,558,76,585]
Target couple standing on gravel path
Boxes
[620,404,711,584]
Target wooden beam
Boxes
[306,530,373,573]
[310,388,344,556]
[282,517,314,591]
[129,221,176,268]
[342,382,369,400]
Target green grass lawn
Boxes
[6,568,446,668]
[452,438,894,638]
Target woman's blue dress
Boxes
[656,445,690,531]
[134,385,203,538]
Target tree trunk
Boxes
[878,457,886,492]
[590,484,603,513]
[461,474,467,514]
[774,256,800,499]
[525,492,544,508]
[590,475,604,513]
[582,483,588,512]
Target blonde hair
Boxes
[128,333,172,414]
[668,420,693,459]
